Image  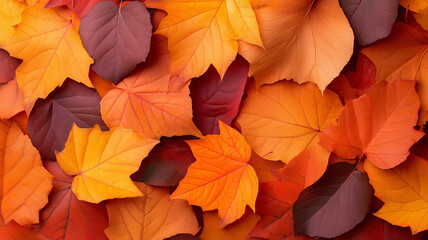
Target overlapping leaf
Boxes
[172,121,258,227]
[144,0,263,80]
[0,221,49,240]
[0,0,27,44]
[44,0,106,17]
[236,79,342,163]
[56,124,159,203]
[239,0,354,91]
[104,182,199,240]
[0,49,21,84]
[0,79,24,120]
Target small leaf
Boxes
[0,49,21,84]
[0,79,24,119]
[44,0,107,17]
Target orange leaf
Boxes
[250,152,284,183]
[104,182,199,240]
[0,221,48,240]
[200,209,260,240]
[144,0,263,80]
[173,120,258,227]
[239,0,354,91]
[101,35,202,139]
[364,152,428,234]
[0,79,24,119]
[0,120,53,225]
[0,0,27,43]
[0,1,93,112]
[399,0,428,12]
[236,79,342,163]
[56,124,159,203]
[361,23,428,125]
[320,79,424,169]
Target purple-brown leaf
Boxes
[0,49,21,84]
[79,1,152,84]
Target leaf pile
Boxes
[1,0,428,239]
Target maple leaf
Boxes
[28,79,107,160]
[104,182,200,240]
[56,124,159,203]
[320,79,424,169]
[79,1,152,84]
[33,161,109,240]
[0,120,53,225]
[101,35,202,139]
[0,1,94,112]
[144,0,263,80]
[239,0,354,91]
[236,79,342,163]
[0,0,27,44]
[172,120,258,227]
[0,221,49,240]
[361,22,428,125]
[200,209,260,240]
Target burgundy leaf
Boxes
[28,79,107,160]
[292,162,373,238]
[132,137,196,186]
[0,49,21,84]
[44,0,107,18]
[79,1,152,84]
[164,234,200,240]
[190,55,248,135]
[340,0,398,45]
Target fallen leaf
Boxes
[33,161,108,240]
[28,79,107,160]
[0,79,24,119]
[101,35,202,139]
[250,153,284,183]
[132,137,196,186]
[173,121,258,227]
[249,145,329,240]
[0,0,26,43]
[400,0,428,12]
[361,22,428,125]
[56,124,159,203]
[0,121,53,225]
[79,1,152,84]
[0,49,21,84]
[364,145,428,234]
[144,0,263,80]
[293,162,373,238]
[239,0,354,91]
[320,79,424,169]
[104,182,199,240]
[0,221,48,240]
[44,0,106,17]
[190,55,249,135]
[200,209,260,240]
[236,79,342,163]
[0,1,93,112]
[340,0,398,45]
[89,70,114,98]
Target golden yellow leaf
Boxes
[0,0,26,44]
[236,80,342,163]
[172,121,258,227]
[0,2,93,112]
[400,0,428,12]
[105,182,199,240]
[239,0,354,91]
[144,0,263,80]
[56,124,159,203]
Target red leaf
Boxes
[0,49,21,84]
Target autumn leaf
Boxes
[56,124,159,203]
[101,35,202,139]
[33,161,108,240]
[200,209,260,240]
[361,22,428,125]
[144,0,263,80]
[239,0,354,91]
[249,145,328,240]
[0,0,27,44]
[400,0,428,12]
[236,79,342,163]
[0,120,53,225]
[190,55,249,135]
[0,0,94,112]
[44,0,106,18]
[364,140,428,234]
[320,79,424,169]
[79,1,152,84]
[0,79,24,120]
[104,182,199,240]
[0,221,49,240]
[172,120,258,227]
[0,49,21,84]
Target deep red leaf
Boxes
[190,55,249,135]
[44,0,109,18]
[0,49,21,84]
[28,79,107,160]
[79,1,152,84]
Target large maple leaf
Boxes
[320,79,424,169]
[172,120,258,227]
[144,0,263,80]
[0,1,93,112]
[236,79,342,163]
[0,121,53,225]
[56,124,159,203]
[239,0,354,91]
